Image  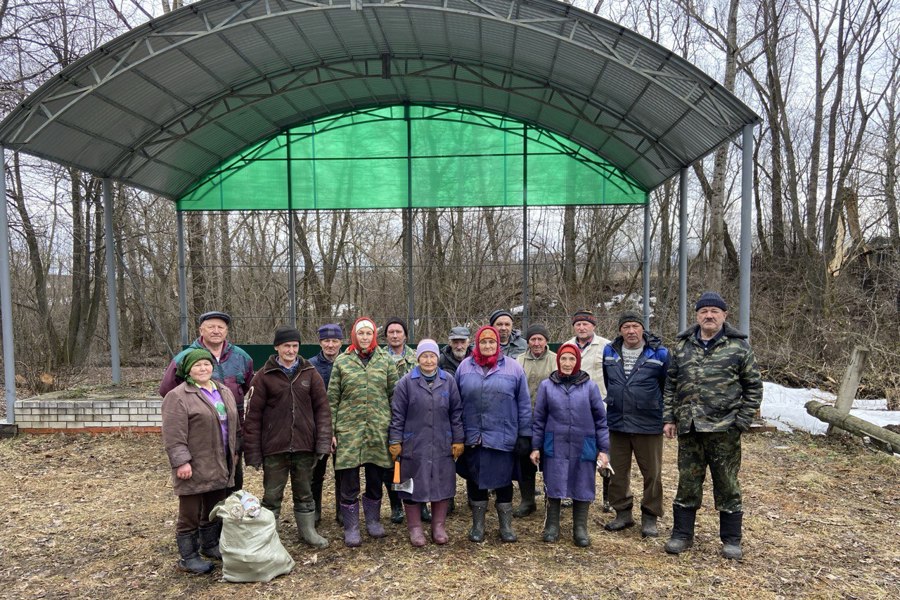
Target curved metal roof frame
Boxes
[0,0,759,199]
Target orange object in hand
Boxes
[393,461,401,485]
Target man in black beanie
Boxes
[662,292,762,560]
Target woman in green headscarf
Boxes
[162,348,239,574]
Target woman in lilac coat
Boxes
[389,340,465,547]
[530,343,609,547]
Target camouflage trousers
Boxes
[262,451,317,516]
[674,427,742,513]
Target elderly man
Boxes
[489,309,527,358]
[160,310,254,491]
[243,326,332,548]
[663,292,762,560]
[514,323,556,518]
[602,311,669,538]
[439,326,472,376]
[310,323,344,525]
[565,309,611,398]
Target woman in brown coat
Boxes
[162,348,239,574]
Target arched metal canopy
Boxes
[0,0,759,198]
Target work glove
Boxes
[389,443,402,462]
[514,435,532,457]
[451,443,464,461]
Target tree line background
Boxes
[0,0,898,406]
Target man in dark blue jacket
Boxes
[310,323,344,524]
[601,311,669,538]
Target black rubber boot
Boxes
[572,501,591,547]
[176,531,214,574]
[468,500,488,542]
[604,508,634,532]
[641,512,659,538]
[420,502,432,523]
[198,521,222,560]
[513,476,537,518]
[664,504,697,554]
[334,475,343,526]
[542,498,561,542]
[496,502,517,543]
[388,488,404,524]
[720,511,744,560]
[312,476,324,525]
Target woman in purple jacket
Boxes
[389,339,465,546]
[530,343,609,547]
[455,325,532,544]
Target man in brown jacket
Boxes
[244,326,333,548]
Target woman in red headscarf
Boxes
[328,317,399,547]
[454,325,532,544]
[530,343,609,547]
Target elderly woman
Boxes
[389,339,464,547]
[161,348,239,574]
[530,343,609,547]
[328,317,399,547]
[455,325,532,543]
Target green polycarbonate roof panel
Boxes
[177,106,646,210]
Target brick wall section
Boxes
[14,398,162,433]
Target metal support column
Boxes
[642,196,651,328]
[678,167,689,332]
[286,132,297,327]
[739,125,754,336]
[405,105,415,340]
[176,211,189,346]
[102,179,121,384]
[0,146,17,421]
[521,126,529,331]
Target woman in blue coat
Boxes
[455,325,532,543]
[389,340,465,547]
[530,343,609,547]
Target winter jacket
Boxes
[309,351,336,389]
[516,349,557,406]
[455,354,532,451]
[385,344,417,377]
[602,332,669,434]
[663,323,762,434]
[328,347,399,470]
[565,333,612,398]
[389,367,464,502]
[438,344,471,377]
[162,381,239,496]
[242,355,332,467]
[532,372,608,501]
[500,330,528,359]
[159,338,254,424]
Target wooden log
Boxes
[828,346,870,435]
[805,400,900,454]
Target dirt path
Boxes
[0,432,897,599]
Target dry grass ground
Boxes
[0,431,897,600]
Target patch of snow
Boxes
[760,381,900,434]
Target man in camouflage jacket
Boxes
[662,292,762,560]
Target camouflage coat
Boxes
[385,344,416,377]
[328,347,399,470]
[663,323,762,434]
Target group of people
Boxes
[159,291,762,574]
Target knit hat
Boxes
[695,291,728,312]
[176,348,215,385]
[273,326,301,346]
[571,309,597,326]
[317,323,343,341]
[384,317,408,338]
[617,311,643,330]
[525,323,550,342]
[556,343,582,375]
[416,339,440,359]
[488,309,513,326]
[198,310,231,326]
[448,326,470,340]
